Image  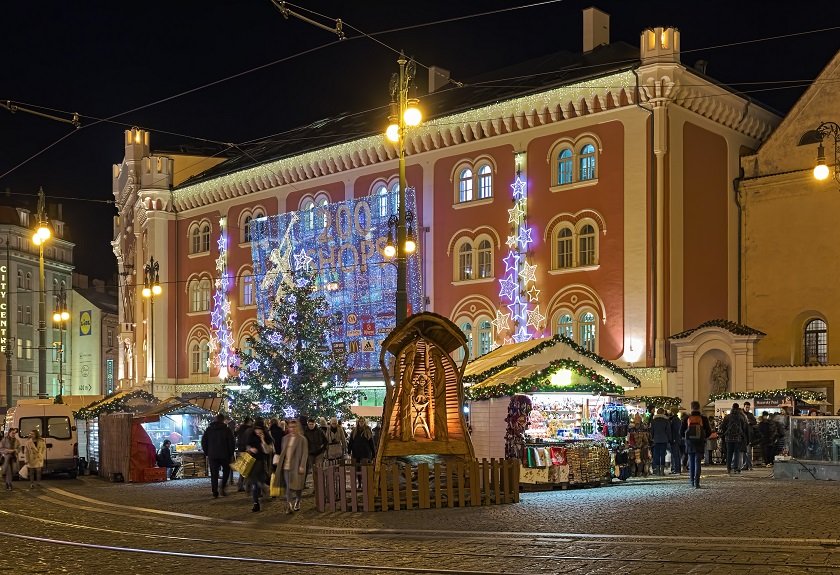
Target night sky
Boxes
[2,0,839,281]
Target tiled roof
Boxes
[670,319,766,340]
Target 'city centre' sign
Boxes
[0,264,6,353]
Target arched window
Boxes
[199,339,210,374]
[199,278,211,311]
[243,215,253,243]
[253,210,264,220]
[191,225,201,254]
[200,223,211,252]
[190,342,201,373]
[804,318,828,364]
[25,306,32,324]
[578,224,596,266]
[556,314,573,339]
[17,270,22,288]
[319,197,329,228]
[241,273,254,306]
[558,148,573,185]
[461,322,474,360]
[458,168,473,203]
[579,143,596,181]
[302,199,315,230]
[189,281,201,312]
[477,239,493,279]
[555,227,573,269]
[579,311,597,352]
[25,273,31,290]
[390,183,400,213]
[477,165,493,199]
[477,319,493,357]
[458,242,473,281]
[240,333,256,357]
[377,185,389,217]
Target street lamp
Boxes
[52,284,70,397]
[32,188,51,398]
[384,52,422,324]
[806,121,840,184]
[383,211,416,259]
[142,256,162,397]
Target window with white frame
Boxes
[579,143,597,181]
[200,223,211,252]
[17,270,22,289]
[189,279,211,312]
[239,333,255,356]
[551,138,599,187]
[458,168,473,203]
[477,319,493,357]
[191,225,201,254]
[557,148,573,185]
[25,273,31,290]
[319,197,329,228]
[477,164,493,199]
[804,318,828,364]
[556,227,573,269]
[243,215,253,243]
[390,184,400,213]
[556,313,574,339]
[459,321,473,362]
[241,272,254,306]
[551,221,599,270]
[579,311,597,352]
[376,185,388,217]
[477,239,493,279]
[458,242,473,281]
[578,224,596,266]
[191,342,201,373]
[25,306,31,324]
[199,339,210,373]
[453,236,494,282]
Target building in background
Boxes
[70,273,119,396]
[112,8,785,402]
[0,200,74,405]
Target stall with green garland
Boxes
[465,335,640,487]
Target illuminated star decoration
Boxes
[502,250,520,273]
[507,203,525,223]
[519,262,537,285]
[506,235,518,249]
[506,294,526,320]
[512,326,533,343]
[526,306,546,330]
[283,406,297,419]
[215,255,225,273]
[293,248,313,271]
[491,309,511,332]
[247,359,260,372]
[498,276,518,301]
[280,376,290,390]
[268,332,284,346]
[526,285,541,302]
[211,222,234,375]
[217,236,227,252]
[517,226,533,250]
[511,176,527,200]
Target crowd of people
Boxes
[197,413,378,513]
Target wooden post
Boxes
[404,464,413,510]
[342,462,351,512]
[482,459,491,506]
[446,462,455,508]
[314,465,325,512]
[513,459,520,503]
[363,465,374,512]
[433,463,442,508]
[379,464,390,512]
[500,459,509,504]
[457,461,466,507]
[392,464,402,510]
[418,463,430,509]
[492,459,501,505]
[471,460,481,507]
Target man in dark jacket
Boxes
[234,417,253,491]
[202,413,236,498]
[303,417,327,487]
[649,408,672,476]
[157,440,181,480]
[741,401,758,471]
[719,403,749,475]
[680,401,712,489]
[668,409,682,475]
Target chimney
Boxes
[428,65,451,93]
[583,7,610,53]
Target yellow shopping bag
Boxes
[230,452,256,478]
[269,470,286,498]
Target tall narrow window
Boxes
[557,314,573,339]
[461,322,474,360]
[302,200,315,230]
[25,273,31,290]
[477,240,492,278]
[579,224,596,266]
[17,271,22,288]
[804,319,828,364]
[25,306,31,324]
[199,279,211,311]
[199,339,210,373]
[458,243,473,281]
[377,186,389,217]
[242,273,254,306]
[191,343,201,373]
[243,215,253,243]
[580,312,596,352]
[477,165,493,199]
[320,198,329,229]
[200,223,211,252]
[391,183,400,213]
[556,227,573,269]
[459,168,473,203]
[478,320,493,356]
[191,226,201,254]
[579,144,596,181]
[189,281,202,312]
[558,148,573,185]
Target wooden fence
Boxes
[314,458,520,512]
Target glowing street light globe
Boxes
[61,310,70,321]
[385,123,400,143]
[142,287,152,298]
[403,103,422,127]
[37,225,51,242]
[404,238,416,254]
[383,244,396,258]
[814,163,830,181]
[152,284,162,296]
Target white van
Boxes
[4,400,78,477]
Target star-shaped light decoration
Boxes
[293,248,313,271]
[213,291,225,309]
[217,236,227,252]
[526,305,546,330]
[526,285,541,302]
[505,235,518,249]
[490,309,511,332]
[221,299,232,316]
[215,255,225,273]
[511,176,527,200]
[512,326,533,343]
[507,202,525,223]
[224,332,235,348]
[502,250,520,273]
[247,359,260,372]
[498,275,518,301]
[506,294,525,319]
[280,376,290,390]
[208,337,218,352]
[503,337,514,346]
[211,309,224,329]
[517,226,533,250]
[268,332,284,346]
[519,262,537,285]
[283,406,297,419]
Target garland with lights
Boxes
[74,389,159,420]
[671,319,765,340]
[709,389,826,403]
[624,396,682,409]
[464,334,640,387]
[209,217,235,378]
[466,358,625,401]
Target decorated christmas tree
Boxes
[226,271,358,420]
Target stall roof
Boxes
[381,312,467,357]
[139,397,217,419]
[75,389,159,419]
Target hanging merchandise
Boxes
[600,403,630,438]
[505,394,532,461]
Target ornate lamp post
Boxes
[142,256,162,397]
[384,53,422,324]
[810,121,840,186]
[31,188,52,398]
[52,285,70,397]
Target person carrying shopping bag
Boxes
[1,428,20,490]
[23,429,47,488]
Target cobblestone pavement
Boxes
[2,466,839,574]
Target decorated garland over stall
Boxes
[74,389,159,420]
[464,334,641,387]
[709,389,827,403]
[625,396,682,409]
[466,358,626,401]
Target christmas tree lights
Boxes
[210,217,235,378]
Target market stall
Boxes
[466,335,640,488]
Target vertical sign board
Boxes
[105,358,115,394]
[0,264,7,353]
[251,187,422,374]
[79,311,92,336]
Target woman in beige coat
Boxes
[276,419,308,513]
[24,429,47,488]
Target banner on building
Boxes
[250,187,422,373]
[79,310,92,336]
